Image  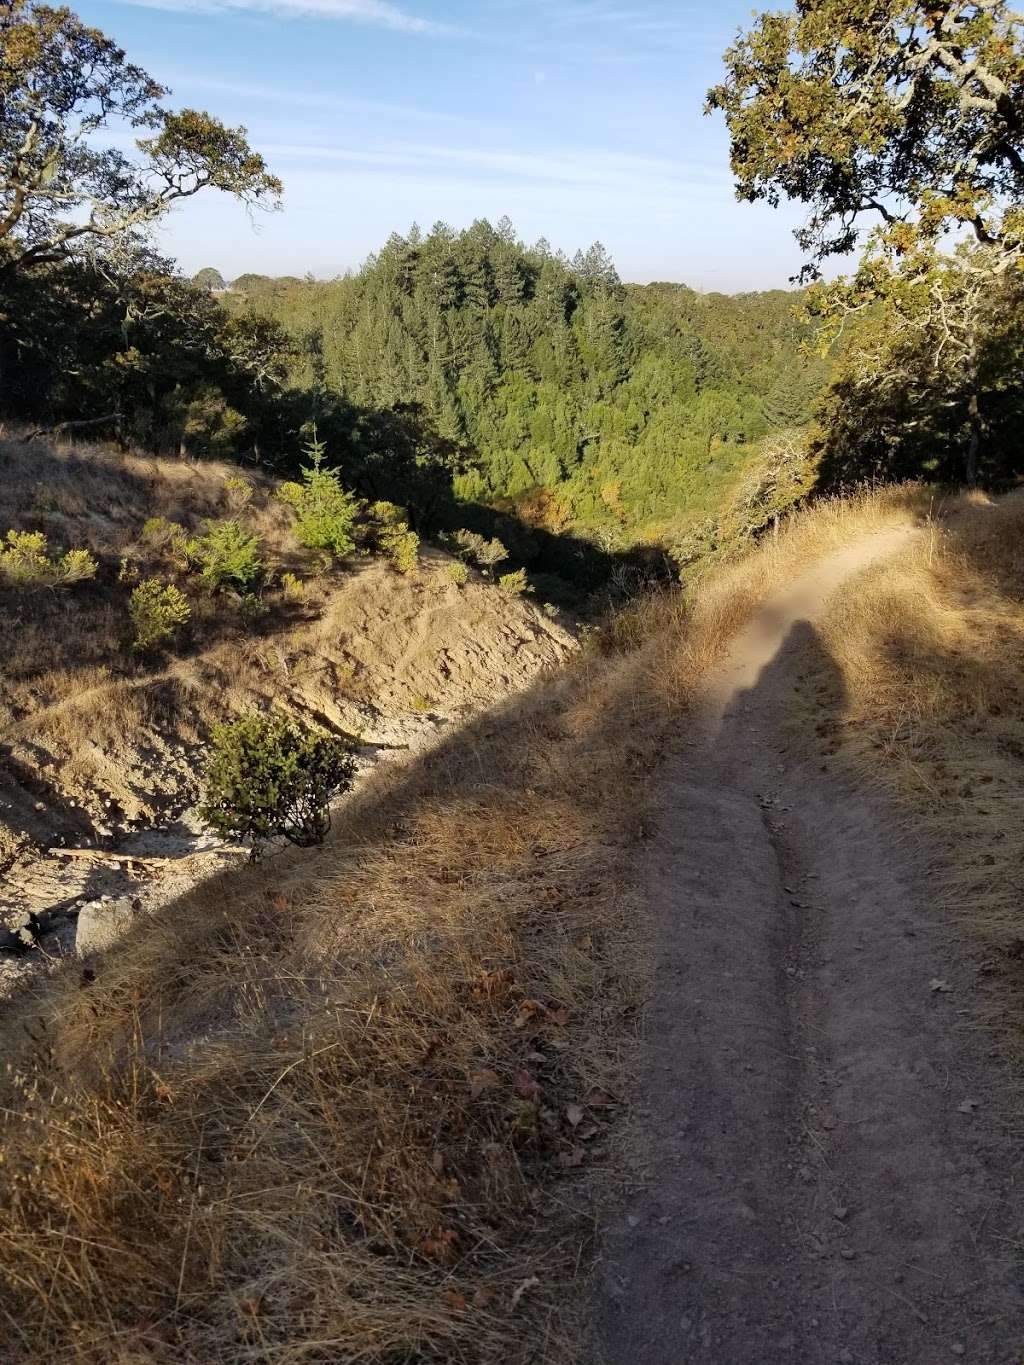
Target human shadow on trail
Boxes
[711,615,849,763]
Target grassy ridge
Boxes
[0,488,949,1362]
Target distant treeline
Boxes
[218,220,827,540]
[0,221,827,594]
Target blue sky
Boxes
[76,0,811,290]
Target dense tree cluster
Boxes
[233,219,826,538]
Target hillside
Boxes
[3,221,827,578]
[4,481,1023,1359]
[0,430,574,989]
[5,0,1024,1358]
[223,225,827,543]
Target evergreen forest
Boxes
[218,220,827,543]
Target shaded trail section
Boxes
[597,528,1024,1364]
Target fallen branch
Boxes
[24,413,124,443]
[52,845,245,865]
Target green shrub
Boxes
[140,516,196,569]
[498,568,530,596]
[279,431,358,559]
[223,475,254,509]
[441,529,507,575]
[0,530,97,590]
[129,578,191,650]
[362,501,419,571]
[380,522,419,574]
[177,385,249,456]
[193,520,263,592]
[280,571,307,601]
[447,560,469,586]
[199,712,357,856]
[141,516,172,543]
[118,554,140,584]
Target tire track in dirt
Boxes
[596,527,1024,1364]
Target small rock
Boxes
[75,898,135,957]
[838,1352,854,1364]
[951,1346,966,1357]
[839,1248,856,1260]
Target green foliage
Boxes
[0,1,279,275]
[193,267,226,291]
[442,529,508,575]
[192,520,263,592]
[223,475,254,507]
[0,530,97,590]
[380,522,419,574]
[706,0,1024,280]
[668,430,818,570]
[363,501,419,573]
[129,578,191,650]
[280,432,358,558]
[199,711,357,856]
[497,568,529,596]
[707,2,1024,489]
[447,560,469,586]
[279,571,307,601]
[176,386,249,456]
[811,244,1024,488]
[231,223,824,540]
[139,517,198,571]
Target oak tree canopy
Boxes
[0,0,281,272]
[707,0,1024,278]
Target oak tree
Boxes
[0,0,281,273]
[707,0,1024,279]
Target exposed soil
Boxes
[0,556,575,996]
[596,528,1024,1363]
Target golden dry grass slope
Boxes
[1,482,972,1364]
[810,490,1024,1053]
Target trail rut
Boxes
[596,527,1024,1364]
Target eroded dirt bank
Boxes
[0,557,575,994]
[597,528,1024,1363]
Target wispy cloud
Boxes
[261,139,731,199]
[162,72,468,123]
[120,0,446,32]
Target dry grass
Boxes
[811,491,1024,1020]
[0,485,935,1363]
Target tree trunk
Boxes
[966,391,981,487]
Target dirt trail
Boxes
[596,527,1024,1364]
